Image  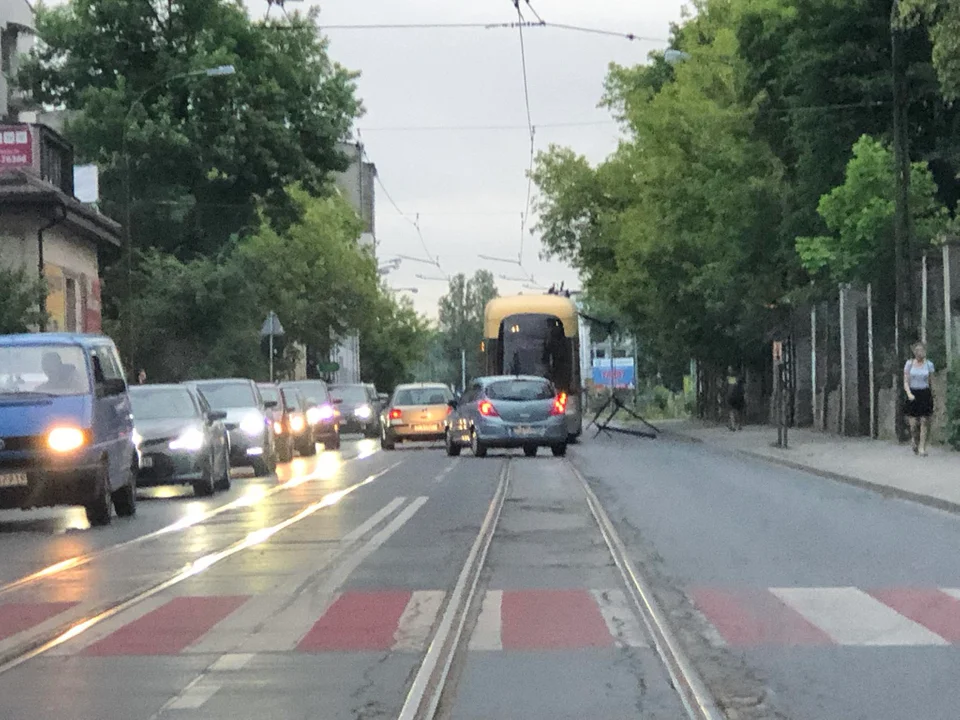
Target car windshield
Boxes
[330,386,368,405]
[194,381,256,409]
[284,381,330,405]
[259,385,281,406]
[393,387,452,406]
[0,345,90,396]
[130,388,198,420]
[485,379,554,401]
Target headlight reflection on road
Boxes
[235,484,269,507]
[356,439,378,459]
[283,452,341,488]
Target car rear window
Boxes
[485,379,554,401]
[131,388,198,420]
[259,385,281,405]
[283,381,330,405]
[330,385,368,404]
[393,387,453,406]
[194,381,256,409]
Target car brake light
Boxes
[389,408,402,420]
[478,400,498,417]
[550,393,567,416]
[446,406,453,416]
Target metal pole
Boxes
[811,305,818,429]
[460,348,466,392]
[945,243,953,371]
[921,252,928,345]
[839,285,847,436]
[269,332,274,383]
[892,0,914,358]
[867,283,876,439]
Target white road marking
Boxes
[0,601,98,658]
[208,653,255,672]
[592,589,648,648]
[186,497,409,655]
[46,595,171,656]
[434,459,461,483]
[771,587,948,646]
[938,588,960,602]
[393,591,446,651]
[235,496,429,653]
[468,590,503,651]
[162,678,222,711]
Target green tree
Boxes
[796,134,946,287]
[236,187,378,358]
[437,270,499,386]
[360,288,431,393]
[20,0,363,258]
[0,267,47,334]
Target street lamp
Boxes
[891,0,913,357]
[121,64,236,367]
[391,287,419,294]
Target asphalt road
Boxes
[574,432,960,720]
[4,430,959,719]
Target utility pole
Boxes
[892,0,914,356]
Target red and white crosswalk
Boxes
[693,587,960,646]
[6,589,646,657]
[15,586,960,656]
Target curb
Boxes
[665,427,960,517]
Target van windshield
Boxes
[0,345,91,396]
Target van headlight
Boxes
[48,427,87,453]
[240,414,264,436]
[169,427,205,451]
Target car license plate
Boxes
[513,426,542,437]
[140,456,154,469]
[414,424,436,432]
[0,472,28,488]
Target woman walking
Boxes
[903,343,935,456]
[726,366,745,431]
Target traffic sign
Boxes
[260,311,284,337]
[317,361,341,373]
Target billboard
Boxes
[0,125,33,169]
[591,358,635,388]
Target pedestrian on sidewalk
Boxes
[903,342,935,456]
[726,365,745,431]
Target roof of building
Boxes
[0,169,121,247]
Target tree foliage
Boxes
[21,0,363,257]
[437,270,499,386]
[0,267,47,334]
[796,135,946,286]
[359,289,432,393]
[532,0,958,375]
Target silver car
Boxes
[445,375,568,458]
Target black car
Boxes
[130,385,231,497]
[186,379,278,476]
[282,386,318,457]
[330,383,381,437]
[280,380,341,450]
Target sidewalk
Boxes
[651,419,960,513]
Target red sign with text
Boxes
[0,126,32,169]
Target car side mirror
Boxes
[208,410,227,422]
[332,398,343,405]
[378,393,389,404]
[264,400,279,409]
[447,399,458,409]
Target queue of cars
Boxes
[0,332,392,528]
[378,376,568,458]
[0,331,570,530]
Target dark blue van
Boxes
[0,333,137,526]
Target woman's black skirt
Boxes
[905,388,934,418]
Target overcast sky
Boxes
[245,1,687,317]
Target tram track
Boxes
[397,456,726,720]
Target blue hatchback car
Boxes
[0,334,138,526]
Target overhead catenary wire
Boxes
[513,0,537,266]
[309,20,666,43]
